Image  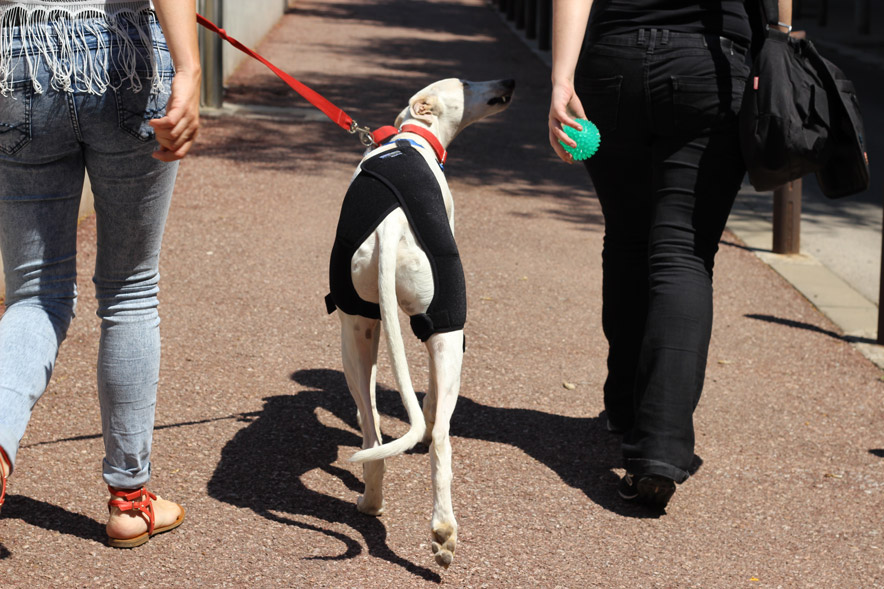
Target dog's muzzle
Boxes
[487,94,512,106]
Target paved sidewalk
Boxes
[2,1,884,587]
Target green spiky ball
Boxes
[560,118,600,161]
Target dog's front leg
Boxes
[340,313,386,516]
[425,330,464,568]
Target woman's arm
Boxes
[149,0,201,161]
[548,0,594,163]
[778,0,792,31]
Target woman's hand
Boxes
[150,67,201,162]
[151,0,201,162]
[548,78,586,164]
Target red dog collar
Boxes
[371,124,447,165]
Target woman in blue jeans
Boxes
[0,0,200,546]
[548,0,791,508]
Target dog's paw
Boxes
[431,522,457,568]
[356,495,385,516]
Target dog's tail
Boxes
[349,224,426,464]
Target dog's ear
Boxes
[406,94,442,125]
[393,105,410,129]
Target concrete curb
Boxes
[727,211,884,369]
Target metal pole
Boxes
[515,0,525,29]
[199,0,224,108]
[537,0,551,51]
[525,0,537,39]
[772,179,802,255]
[856,0,871,35]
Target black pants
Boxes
[575,29,750,482]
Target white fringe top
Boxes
[0,0,164,96]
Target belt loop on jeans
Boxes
[661,29,670,46]
[649,28,658,51]
[638,29,646,46]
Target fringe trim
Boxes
[0,2,167,96]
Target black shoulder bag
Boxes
[739,0,870,198]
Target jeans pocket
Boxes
[671,75,746,134]
[0,82,33,156]
[113,74,173,142]
[574,74,622,136]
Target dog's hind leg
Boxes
[425,330,464,568]
[340,312,386,516]
[420,360,437,446]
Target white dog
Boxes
[325,78,514,568]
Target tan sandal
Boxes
[106,486,185,548]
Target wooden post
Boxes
[772,180,802,255]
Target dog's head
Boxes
[394,78,515,148]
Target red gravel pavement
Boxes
[2,1,883,587]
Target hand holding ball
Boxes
[560,118,601,161]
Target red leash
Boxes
[196,14,375,144]
[196,13,447,163]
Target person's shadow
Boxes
[208,368,679,577]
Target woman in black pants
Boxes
[548,0,791,508]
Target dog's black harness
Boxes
[325,141,466,341]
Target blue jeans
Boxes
[575,29,750,482]
[0,14,177,489]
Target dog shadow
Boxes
[0,494,106,557]
[207,367,669,581]
[206,370,442,582]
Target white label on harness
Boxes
[379,150,404,159]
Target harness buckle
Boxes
[349,120,376,147]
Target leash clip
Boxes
[349,121,376,147]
